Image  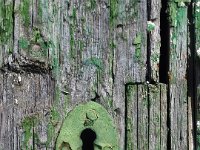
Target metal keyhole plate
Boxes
[56,101,119,150]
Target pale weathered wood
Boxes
[137,84,148,150]
[149,0,161,82]
[195,1,200,149]
[160,84,167,150]
[125,84,138,150]
[126,83,167,150]
[169,2,188,149]
[149,84,161,150]
[0,0,195,149]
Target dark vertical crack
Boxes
[160,0,170,84]
[147,84,150,150]
[124,85,128,150]
[160,0,170,149]
[12,0,15,47]
[146,0,151,82]
[188,1,196,149]
[147,0,151,148]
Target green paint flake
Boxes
[21,116,38,149]
[196,1,200,51]
[37,0,43,24]
[0,3,13,44]
[69,7,77,59]
[169,2,177,27]
[84,57,103,70]
[133,34,141,45]
[85,0,97,10]
[147,21,155,31]
[56,101,119,150]
[174,0,190,3]
[20,0,30,27]
[19,37,30,49]
[109,0,118,28]
[133,34,142,61]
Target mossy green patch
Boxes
[56,101,119,150]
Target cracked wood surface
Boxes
[0,0,194,149]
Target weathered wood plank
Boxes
[149,84,161,150]
[149,0,161,82]
[169,1,188,149]
[125,84,138,150]
[0,0,14,67]
[0,72,55,149]
[160,84,167,150]
[195,1,200,149]
[188,97,194,150]
[137,84,148,150]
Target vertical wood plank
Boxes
[0,0,14,66]
[125,84,137,150]
[195,1,200,149]
[188,97,194,150]
[137,84,148,150]
[169,1,188,149]
[149,84,161,150]
[160,84,168,149]
[149,0,161,81]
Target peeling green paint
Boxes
[0,2,13,44]
[19,28,51,60]
[69,7,77,59]
[84,57,103,70]
[147,21,155,32]
[85,0,97,10]
[109,0,118,28]
[56,101,119,150]
[133,34,142,61]
[21,116,38,149]
[174,0,190,3]
[196,2,200,53]
[19,38,29,49]
[20,0,30,27]
[37,0,43,24]
[169,2,177,27]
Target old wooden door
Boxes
[0,0,198,149]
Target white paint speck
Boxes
[197,121,200,128]
[197,48,200,56]
[179,2,185,7]
[18,75,21,82]
[197,2,200,7]
[15,99,18,105]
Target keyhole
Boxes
[80,128,96,150]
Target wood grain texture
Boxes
[125,83,167,150]
[0,0,195,149]
[169,1,189,149]
[149,0,161,82]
